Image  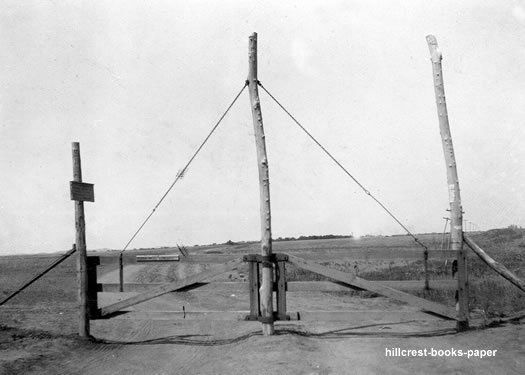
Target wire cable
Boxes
[120,82,248,253]
[0,245,76,306]
[258,81,430,252]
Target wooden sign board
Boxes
[70,181,95,202]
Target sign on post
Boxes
[70,181,95,202]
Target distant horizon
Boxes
[2,225,518,257]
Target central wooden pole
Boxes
[426,35,469,331]
[72,142,89,337]
[247,32,274,335]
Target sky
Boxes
[1,0,524,255]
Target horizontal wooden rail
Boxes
[490,309,525,324]
[136,254,180,262]
[101,310,442,322]
[98,280,457,293]
[97,249,457,265]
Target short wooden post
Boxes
[87,256,100,318]
[275,259,287,320]
[423,250,430,290]
[72,142,89,337]
[248,259,261,319]
[119,253,124,292]
[426,35,469,331]
[440,217,450,251]
[248,32,274,335]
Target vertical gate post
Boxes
[247,32,275,335]
[72,142,89,337]
[119,253,124,292]
[248,259,261,319]
[426,35,469,331]
[87,256,100,319]
[275,258,287,320]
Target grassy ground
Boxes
[284,228,525,319]
[0,255,77,308]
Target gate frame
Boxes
[85,252,457,326]
[72,34,480,336]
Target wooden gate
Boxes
[86,251,457,323]
[86,256,243,319]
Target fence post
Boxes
[247,32,275,335]
[87,256,100,319]
[119,253,124,292]
[423,250,430,290]
[72,142,90,337]
[426,35,469,331]
[248,259,261,319]
[275,258,287,320]
[440,217,450,251]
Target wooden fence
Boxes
[86,250,459,325]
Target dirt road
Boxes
[2,318,522,374]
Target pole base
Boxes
[456,320,469,332]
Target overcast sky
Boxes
[1,0,524,255]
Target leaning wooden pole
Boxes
[72,142,90,337]
[247,32,274,335]
[426,35,469,331]
[464,236,525,292]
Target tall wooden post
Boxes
[72,142,89,337]
[248,32,274,335]
[426,35,469,331]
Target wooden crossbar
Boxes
[102,310,442,322]
[98,280,457,293]
[287,254,457,320]
[97,249,456,265]
[136,254,180,262]
[99,258,243,316]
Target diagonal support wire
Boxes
[258,81,430,254]
[0,245,77,306]
[119,82,248,254]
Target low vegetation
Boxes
[285,227,524,319]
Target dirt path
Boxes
[4,319,522,375]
